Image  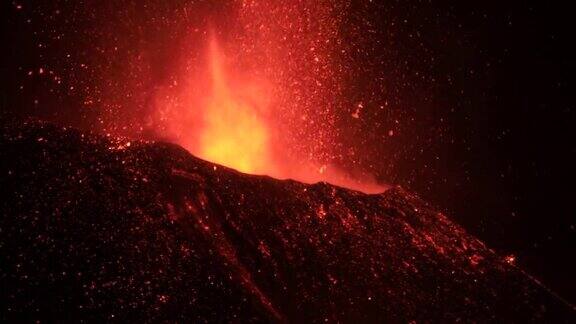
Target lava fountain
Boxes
[159,32,386,194]
[197,36,274,175]
[142,1,387,194]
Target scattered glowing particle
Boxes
[505,255,516,265]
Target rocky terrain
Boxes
[1,119,574,322]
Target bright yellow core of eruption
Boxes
[198,38,271,174]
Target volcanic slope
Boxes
[1,120,574,322]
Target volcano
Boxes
[0,119,574,322]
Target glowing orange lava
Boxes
[155,32,386,194]
[91,2,387,193]
[197,37,274,175]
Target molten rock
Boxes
[0,120,574,322]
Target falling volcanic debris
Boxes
[52,0,387,193]
[2,0,576,322]
[158,31,385,193]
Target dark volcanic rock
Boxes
[1,120,574,323]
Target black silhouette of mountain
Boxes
[1,119,574,322]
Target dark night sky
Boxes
[2,0,575,304]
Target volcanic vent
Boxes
[1,119,574,322]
